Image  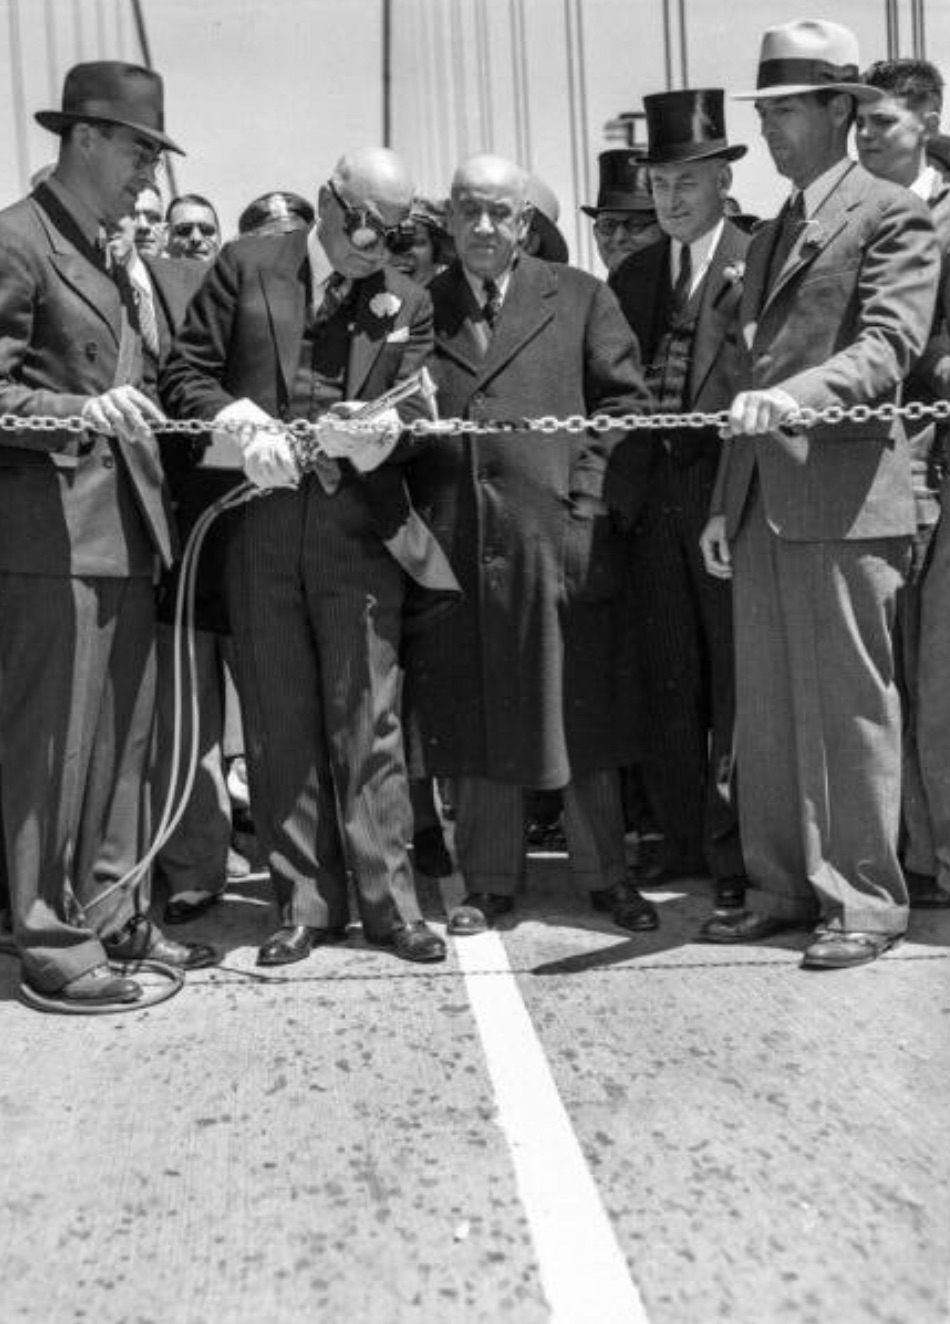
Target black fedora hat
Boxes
[581,149,655,216]
[642,89,746,165]
[35,61,184,155]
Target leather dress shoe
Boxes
[164,889,226,925]
[698,909,798,944]
[905,870,950,909]
[368,920,447,963]
[590,879,659,932]
[801,928,903,970]
[714,876,748,910]
[447,893,515,935]
[227,847,252,881]
[257,925,348,968]
[412,826,454,879]
[45,964,143,1006]
[104,917,218,970]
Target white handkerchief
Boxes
[743,321,758,351]
[386,327,410,344]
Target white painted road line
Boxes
[440,879,651,1324]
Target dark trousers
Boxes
[455,769,627,895]
[227,478,422,935]
[0,573,155,991]
[633,456,743,879]
[733,490,909,933]
[153,624,233,896]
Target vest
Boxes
[647,283,702,464]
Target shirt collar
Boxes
[306,224,334,291]
[462,263,515,307]
[44,173,107,250]
[671,218,725,290]
[798,157,853,220]
[910,164,940,202]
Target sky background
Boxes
[2,0,950,274]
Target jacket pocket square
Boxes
[742,321,757,351]
[386,326,410,344]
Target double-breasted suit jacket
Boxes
[611,221,749,878]
[405,254,653,790]
[714,159,941,934]
[0,181,177,992]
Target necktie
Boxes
[128,266,161,359]
[313,271,350,326]
[671,245,692,316]
[482,277,503,331]
[768,192,806,290]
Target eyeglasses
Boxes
[170,222,218,239]
[592,215,657,238]
[328,179,399,251]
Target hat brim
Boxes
[643,143,747,165]
[732,82,882,104]
[35,109,184,155]
[530,212,569,264]
[581,200,656,217]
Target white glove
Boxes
[211,398,298,489]
[318,403,402,472]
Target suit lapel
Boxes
[348,270,392,399]
[760,161,859,314]
[477,257,556,386]
[259,231,309,399]
[690,221,745,401]
[433,264,487,376]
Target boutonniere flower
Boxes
[722,260,746,287]
[798,221,827,257]
[370,292,401,319]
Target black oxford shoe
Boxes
[104,917,218,970]
[447,893,515,935]
[257,925,348,968]
[590,879,659,932]
[801,928,903,970]
[698,909,797,944]
[164,889,226,925]
[48,964,143,1006]
[369,920,447,963]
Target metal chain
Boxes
[2,398,950,448]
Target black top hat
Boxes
[642,89,746,165]
[581,149,655,216]
[35,61,183,154]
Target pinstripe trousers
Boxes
[226,477,423,935]
[454,770,628,895]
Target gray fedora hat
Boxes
[35,61,184,154]
[734,20,882,103]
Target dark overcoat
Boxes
[404,254,653,788]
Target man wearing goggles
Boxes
[161,147,458,972]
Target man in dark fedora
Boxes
[611,89,749,907]
[699,20,941,968]
[582,149,661,276]
[0,61,216,1007]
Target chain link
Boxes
[1,399,949,446]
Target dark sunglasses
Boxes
[170,222,217,239]
[327,179,399,251]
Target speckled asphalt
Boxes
[0,855,947,1324]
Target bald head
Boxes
[449,154,532,279]
[451,154,529,205]
[318,145,415,278]
[333,147,415,214]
